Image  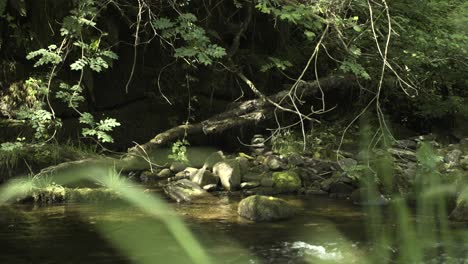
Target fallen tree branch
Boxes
[127,74,355,158]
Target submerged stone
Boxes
[237,195,296,222]
[164,179,210,203]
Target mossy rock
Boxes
[30,185,67,204]
[237,195,297,222]
[66,188,120,202]
[449,191,468,222]
[272,170,301,193]
[17,186,120,204]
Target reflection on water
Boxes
[0,194,467,264]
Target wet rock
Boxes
[164,179,210,203]
[173,167,198,180]
[140,170,159,183]
[213,159,241,191]
[140,169,171,183]
[66,188,120,202]
[394,139,417,150]
[170,162,188,173]
[157,168,172,178]
[202,184,218,192]
[265,155,284,171]
[240,182,260,189]
[30,186,66,204]
[18,187,119,204]
[242,170,265,182]
[260,176,274,187]
[191,168,218,186]
[445,149,463,166]
[288,153,304,167]
[350,188,389,206]
[460,157,468,170]
[449,192,468,222]
[243,187,280,196]
[272,171,302,193]
[294,167,320,184]
[238,195,296,222]
[236,156,250,175]
[304,188,328,195]
[319,175,339,192]
[310,158,340,173]
[203,151,225,170]
[387,148,417,162]
[338,158,358,171]
[459,138,468,152]
[328,182,354,196]
[250,134,266,155]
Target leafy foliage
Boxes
[26,45,62,67]
[18,0,120,144]
[152,13,226,65]
[70,41,118,72]
[168,139,190,163]
[79,113,121,143]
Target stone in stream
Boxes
[140,169,171,183]
[240,181,260,189]
[202,184,218,192]
[213,159,241,191]
[157,168,172,178]
[461,156,468,170]
[170,162,188,173]
[387,148,417,162]
[264,155,284,171]
[449,191,468,222]
[349,188,389,206]
[337,158,358,171]
[445,149,463,167]
[260,176,274,187]
[164,179,210,203]
[272,170,302,193]
[203,151,225,170]
[174,167,198,180]
[191,168,218,186]
[238,195,297,222]
[287,153,304,167]
[17,187,120,204]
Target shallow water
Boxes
[0,193,467,264]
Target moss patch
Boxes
[272,171,301,193]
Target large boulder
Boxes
[203,151,225,170]
[213,159,241,191]
[272,171,302,193]
[169,162,188,173]
[238,195,296,222]
[164,179,210,203]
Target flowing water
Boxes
[0,193,467,264]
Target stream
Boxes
[1,193,467,264]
